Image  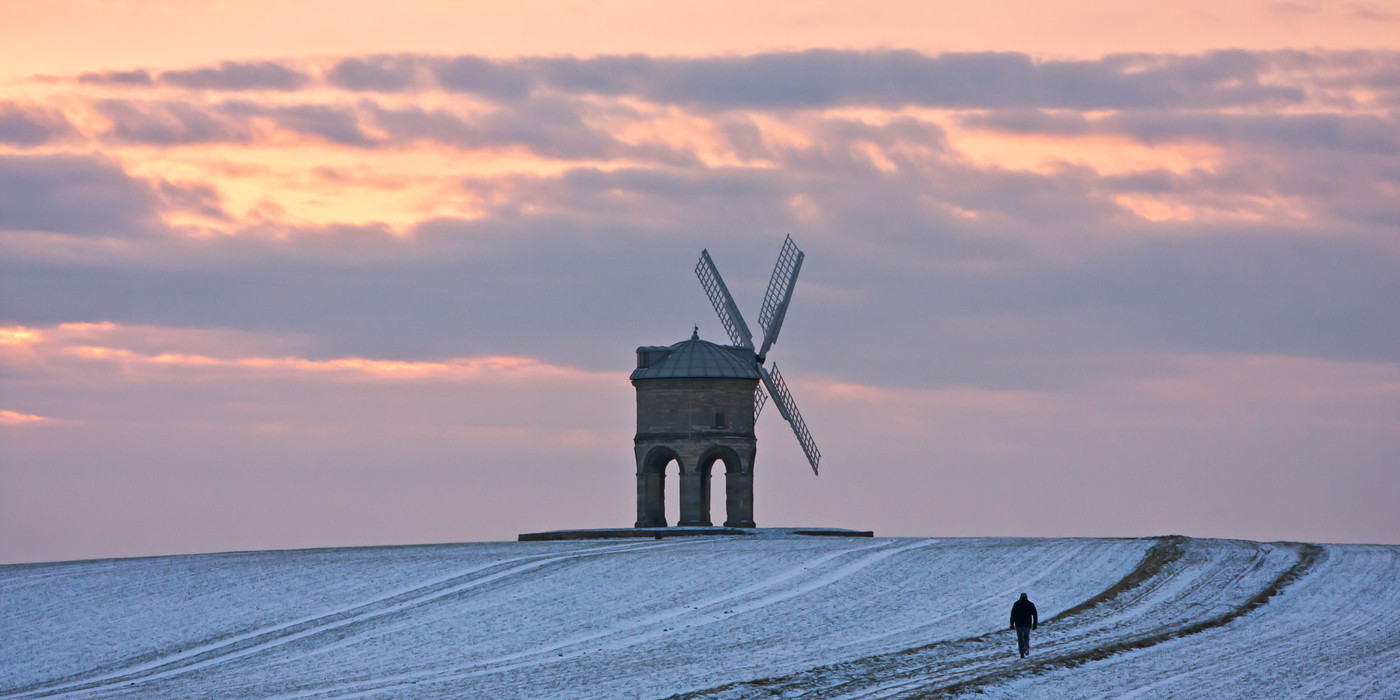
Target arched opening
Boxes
[700,447,745,528]
[638,446,681,528]
[711,464,728,527]
[664,459,681,528]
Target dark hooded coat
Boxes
[1010,597,1038,629]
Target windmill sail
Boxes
[697,238,821,476]
[756,235,804,359]
[759,363,821,475]
[696,249,754,350]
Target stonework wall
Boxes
[634,377,757,439]
[633,377,759,528]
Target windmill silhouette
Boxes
[631,236,820,528]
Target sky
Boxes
[1,1,1397,564]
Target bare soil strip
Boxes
[926,542,1323,700]
[672,537,1321,700]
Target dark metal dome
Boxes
[631,333,759,380]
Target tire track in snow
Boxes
[0,540,682,699]
[675,537,1318,700]
[1048,545,1400,700]
[920,542,1322,700]
[670,537,1183,700]
[283,539,915,675]
[0,561,127,589]
[833,539,1100,652]
[280,539,936,699]
[849,541,1313,699]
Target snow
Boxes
[974,544,1400,699]
[1,536,1396,699]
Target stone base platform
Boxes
[518,527,874,542]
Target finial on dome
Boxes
[691,325,699,340]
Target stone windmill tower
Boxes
[632,236,821,529]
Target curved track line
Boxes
[920,541,1323,700]
[286,539,936,699]
[0,540,680,699]
[834,540,1097,651]
[669,536,1200,699]
[269,540,903,695]
[828,539,1220,700]
[1071,545,1396,700]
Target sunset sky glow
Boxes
[2,1,1398,564]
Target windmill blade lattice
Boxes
[695,238,821,477]
[696,249,755,350]
[756,234,804,359]
[760,363,821,475]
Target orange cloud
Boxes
[1,322,619,385]
[0,326,45,345]
[5,0,1396,84]
[0,409,49,426]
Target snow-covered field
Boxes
[2,535,1397,698]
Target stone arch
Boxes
[699,445,754,528]
[635,446,682,528]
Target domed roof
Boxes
[631,331,759,380]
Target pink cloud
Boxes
[0,409,50,426]
[1,322,619,385]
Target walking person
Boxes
[1009,593,1038,658]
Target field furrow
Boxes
[2,536,1393,699]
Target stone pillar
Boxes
[700,470,712,526]
[678,471,709,526]
[635,469,666,528]
[724,471,755,528]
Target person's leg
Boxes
[1016,626,1030,657]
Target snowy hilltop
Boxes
[2,536,1397,698]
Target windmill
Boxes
[630,235,820,529]
[695,235,821,475]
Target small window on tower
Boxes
[714,411,728,428]
[637,352,649,369]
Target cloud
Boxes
[0,322,626,434]
[0,155,225,240]
[218,100,376,147]
[157,180,230,221]
[433,56,535,99]
[1111,112,1400,154]
[5,201,1396,393]
[95,98,365,147]
[74,61,309,92]
[527,54,653,95]
[9,50,1400,385]
[956,109,1092,136]
[1347,2,1400,22]
[76,69,154,86]
[86,95,698,163]
[362,98,635,159]
[7,44,1400,561]
[962,110,1400,154]
[96,99,253,145]
[521,49,1310,110]
[325,55,424,92]
[0,101,76,147]
[64,49,1400,111]
[4,322,606,384]
[0,154,163,237]
[0,409,49,426]
[158,61,310,91]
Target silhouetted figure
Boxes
[1009,593,1038,658]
